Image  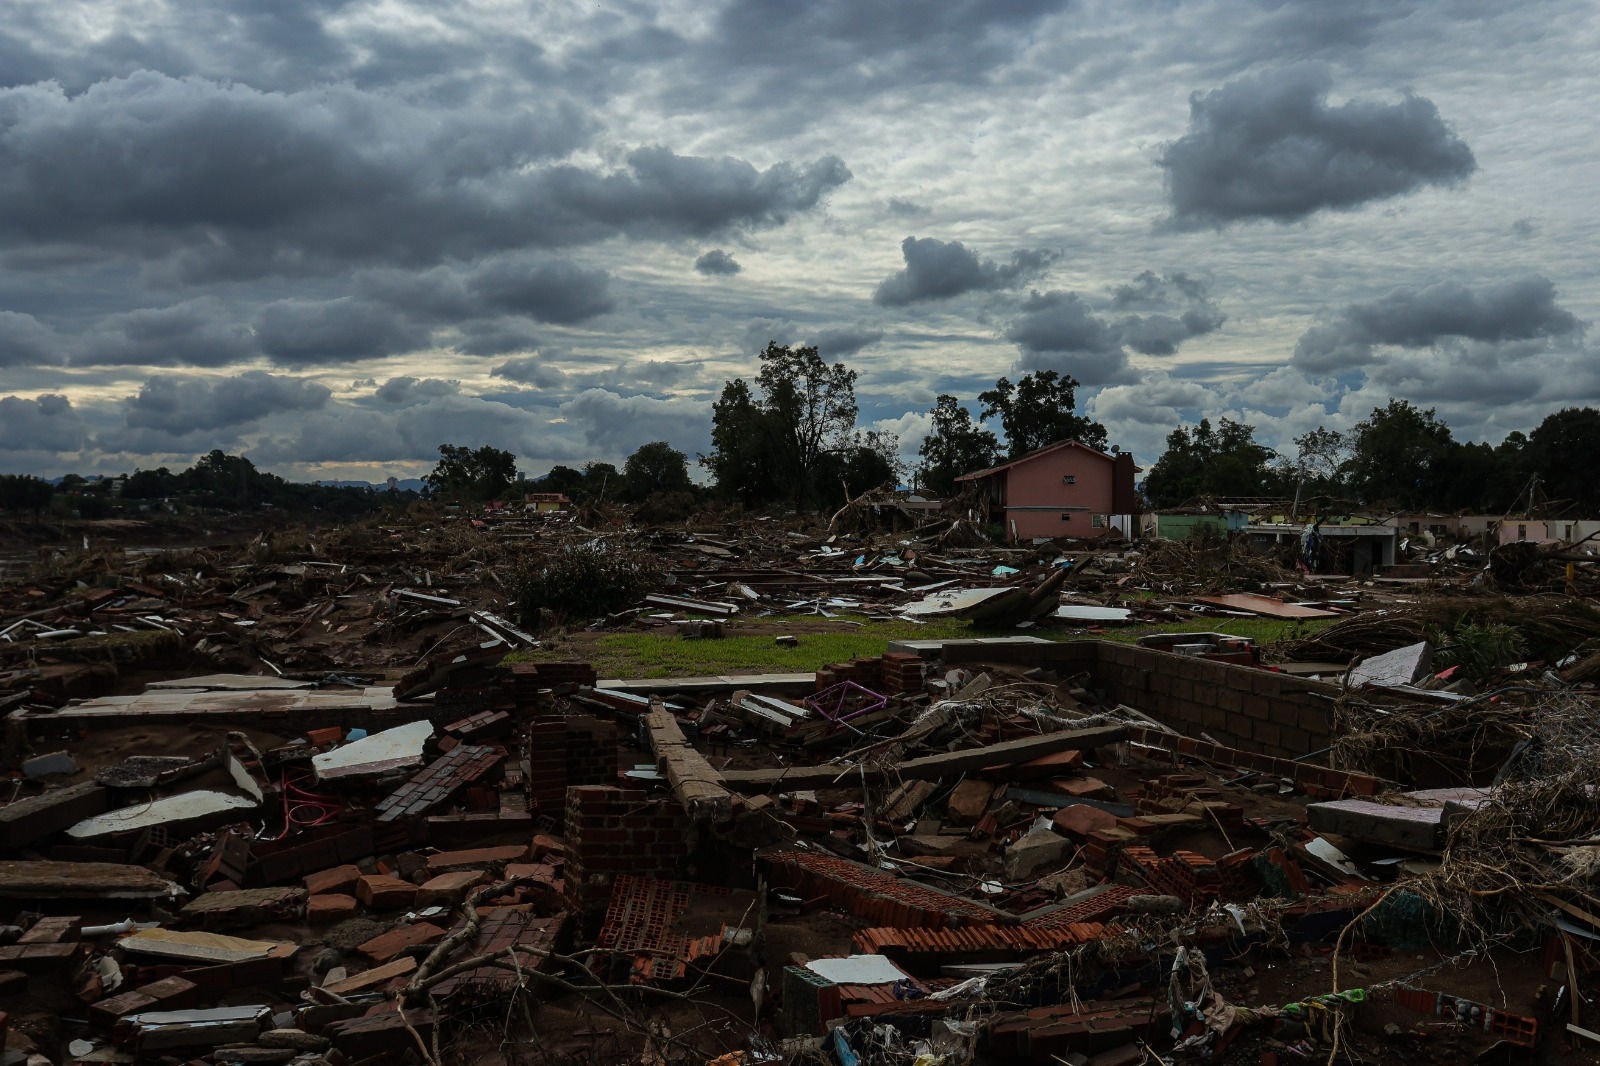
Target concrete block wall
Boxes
[940,640,1337,759]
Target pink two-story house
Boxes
[955,439,1138,542]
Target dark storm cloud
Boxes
[1004,271,1229,384]
[0,393,87,452]
[373,377,460,405]
[76,299,260,367]
[0,31,52,90]
[0,74,848,276]
[456,321,544,358]
[356,254,612,327]
[1158,66,1476,230]
[695,250,742,276]
[874,237,1054,306]
[0,311,61,366]
[1107,271,1225,356]
[121,371,331,435]
[813,326,885,357]
[559,389,712,455]
[1006,291,1120,357]
[255,298,433,365]
[248,394,575,466]
[464,255,614,323]
[492,356,566,389]
[1292,275,1583,373]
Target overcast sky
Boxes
[1,0,1596,483]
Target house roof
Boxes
[954,439,1131,482]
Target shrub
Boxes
[514,541,664,628]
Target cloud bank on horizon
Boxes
[0,0,1596,482]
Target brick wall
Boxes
[939,640,1336,759]
[564,786,691,935]
[526,716,621,825]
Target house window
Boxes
[1060,513,1072,521]
[1092,514,1106,528]
[1517,524,1527,541]
[1061,474,1076,485]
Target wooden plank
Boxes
[1192,593,1338,619]
[720,724,1127,791]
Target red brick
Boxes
[356,921,447,964]
[308,893,358,924]
[425,845,528,874]
[18,916,81,944]
[355,875,417,911]
[1052,804,1118,838]
[416,870,485,907]
[304,863,362,896]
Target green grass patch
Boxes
[507,612,1341,679]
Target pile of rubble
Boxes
[2,510,1600,1064]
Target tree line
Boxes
[0,450,402,519]
[1141,400,1600,515]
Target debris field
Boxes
[2,508,1600,1066]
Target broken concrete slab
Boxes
[67,789,258,840]
[1004,824,1072,881]
[1349,640,1432,689]
[1306,798,1446,851]
[312,719,432,782]
[0,860,181,900]
[0,781,108,848]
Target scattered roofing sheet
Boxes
[67,789,258,839]
[1053,605,1134,623]
[804,954,912,986]
[1192,593,1339,619]
[899,587,1013,618]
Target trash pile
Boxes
[2,510,1600,1064]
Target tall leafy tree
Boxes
[1525,407,1600,513]
[1345,400,1456,509]
[705,343,861,510]
[425,444,519,501]
[0,474,53,514]
[1285,427,1350,500]
[1141,418,1275,508]
[978,370,1107,457]
[917,395,1000,495]
[538,465,587,501]
[582,461,619,503]
[704,377,772,507]
[621,441,693,503]
[818,429,904,502]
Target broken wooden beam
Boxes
[644,700,734,823]
[719,724,1128,791]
